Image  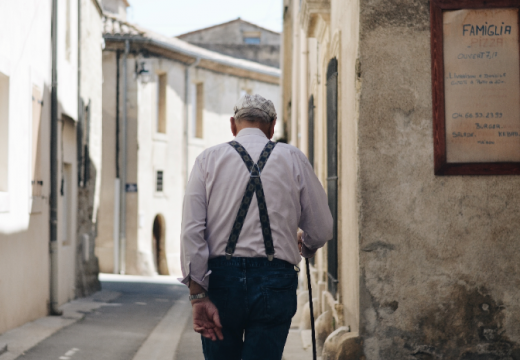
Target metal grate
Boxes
[156,170,164,192]
[326,58,339,298]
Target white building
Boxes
[0,0,104,334]
[96,12,282,276]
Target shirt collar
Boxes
[236,128,268,139]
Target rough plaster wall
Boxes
[332,0,360,334]
[0,0,52,334]
[357,0,520,359]
[76,0,102,297]
[96,53,139,275]
[96,51,117,273]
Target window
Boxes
[157,74,167,133]
[195,83,204,138]
[32,86,43,196]
[326,58,339,297]
[156,170,163,192]
[243,31,261,44]
[0,73,9,192]
[244,37,261,44]
[65,0,71,61]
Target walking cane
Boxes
[305,258,317,360]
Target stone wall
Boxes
[357,0,520,358]
[75,0,103,298]
[179,19,281,68]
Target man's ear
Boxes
[230,117,238,137]
[268,118,277,140]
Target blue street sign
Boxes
[125,183,138,192]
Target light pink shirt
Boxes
[180,128,333,289]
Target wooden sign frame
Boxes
[431,0,520,175]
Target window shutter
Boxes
[326,58,339,297]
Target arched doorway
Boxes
[152,214,169,275]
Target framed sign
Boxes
[431,0,520,175]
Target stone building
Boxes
[283,0,520,359]
[95,10,281,276]
[178,18,281,68]
[0,0,103,335]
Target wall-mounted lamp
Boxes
[136,60,151,83]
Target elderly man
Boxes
[180,94,332,360]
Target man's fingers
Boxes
[214,326,224,341]
[212,310,223,329]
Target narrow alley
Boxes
[3,0,520,359]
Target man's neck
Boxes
[235,123,270,138]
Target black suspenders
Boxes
[225,140,277,261]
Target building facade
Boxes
[0,0,103,334]
[96,13,281,277]
[283,0,520,359]
[178,18,281,68]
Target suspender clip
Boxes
[225,253,233,260]
[250,164,261,178]
[267,254,274,262]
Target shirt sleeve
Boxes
[179,157,211,291]
[295,152,333,250]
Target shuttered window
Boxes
[326,58,339,297]
[195,83,204,138]
[308,95,315,168]
[157,74,167,133]
[0,73,9,192]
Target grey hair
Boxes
[235,108,274,124]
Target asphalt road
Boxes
[16,278,188,360]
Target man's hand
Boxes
[297,229,303,254]
[189,281,223,341]
[298,229,317,258]
[192,298,224,341]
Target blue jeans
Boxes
[201,257,298,360]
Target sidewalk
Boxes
[0,289,121,360]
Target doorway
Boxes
[152,214,169,275]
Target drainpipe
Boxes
[119,40,130,274]
[77,0,83,187]
[49,0,61,316]
[113,50,121,274]
[184,58,200,188]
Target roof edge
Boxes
[103,35,280,80]
[176,17,281,39]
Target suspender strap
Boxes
[226,140,277,261]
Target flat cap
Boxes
[234,94,277,120]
